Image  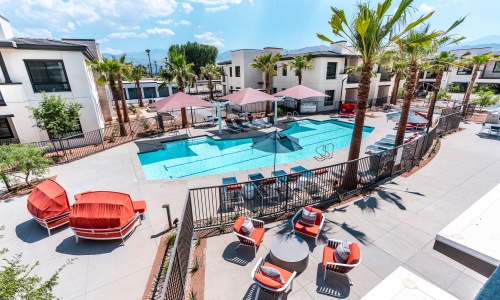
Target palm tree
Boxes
[380,51,408,105]
[289,54,314,85]
[201,64,221,100]
[317,0,433,162]
[145,49,152,74]
[425,51,457,119]
[158,69,175,96]
[128,65,145,107]
[393,18,465,147]
[460,53,495,116]
[114,54,130,123]
[165,52,195,128]
[250,52,282,114]
[87,57,126,136]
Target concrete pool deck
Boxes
[0,112,484,299]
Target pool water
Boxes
[138,120,373,179]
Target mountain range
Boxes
[102,36,500,66]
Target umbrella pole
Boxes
[274,100,278,126]
[217,102,223,135]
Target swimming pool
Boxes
[138,119,373,179]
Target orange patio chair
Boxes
[232,216,265,254]
[322,239,362,282]
[291,206,325,245]
[251,257,297,300]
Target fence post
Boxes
[98,129,105,151]
[284,176,289,213]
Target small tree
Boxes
[0,146,15,191]
[473,91,500,108]
[27,93,83,139]
[0,226,72,299]
[7,144,52,186]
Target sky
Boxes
[0,0,498,55]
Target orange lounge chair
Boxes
[69,191,144,244]
[27,179,71,236]
[233,216,265,254]
[251,257,297,300]
[322,239,362,282]
[291,206,325,245]
[339,103,356,118]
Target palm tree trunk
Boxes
[462,65,478,117]
[413,70,420,99]
[208,76,214,100]
[343,63,373,191]
[395,61,418,147]
[117,74,130,123]
[298,72,302,85]
[390,73,401,105]
[265,71,271,114]
[426,68,444,120]
[136,79,144,107]
[109,77,126,136]
[178,76,188,128]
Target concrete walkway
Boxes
[0,113,394,299]
[204,121,500,300]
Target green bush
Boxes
[128,105,137,114]
[472,91,500,108]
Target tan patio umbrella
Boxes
[273,85,330,113]
[219,87,279,128]
[151,92,215,129]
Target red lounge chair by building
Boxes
[339,103,356,118]
[232,216,265,254]
[69,191,146,244]
[27,179,71,236]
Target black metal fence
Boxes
[159,111,462,299]
[441,102,475,119]
[31,116,162,165]
[160,194,194,300]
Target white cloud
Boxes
[205,5,229,12]
[107,31,148,39]
[194,31,225,47]
[182,2,194,14]
[96,37,109,43]
[13,27,52,38]
[102,47,124,55]
[157,19,174,25]
[8,0,177,35]
[116,25,140,31]
[146,27,175,35]
[67,22,75,30]
[177,20,191,26]
[188,0,242,4]
[418,4,435,12]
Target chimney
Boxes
[0,15,14,40]
[330,41,348,54]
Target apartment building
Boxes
[0,15,105,143]
[417,47,500,95]
[218,42,394,113]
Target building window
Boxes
[0,118,14,139]
[236,87,241,90]
[273,88,277,94]
[457,67,472,75]
[0,91,5,106]
[235,66,241,77]
[326,62,337,79]
[324,90,335,106]
[493,62,500,73]
[127,88,138,100]
[229,67,232,77]
[143,87,157,98]
[273,65,277,76]
[282,66,287,76]
[25,60,71,93]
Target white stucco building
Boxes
[218,42,394,113]
[0,15,105,143]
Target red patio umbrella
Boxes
[219,87,278,106]
[151,92,215,112]
[273,85,330,99]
